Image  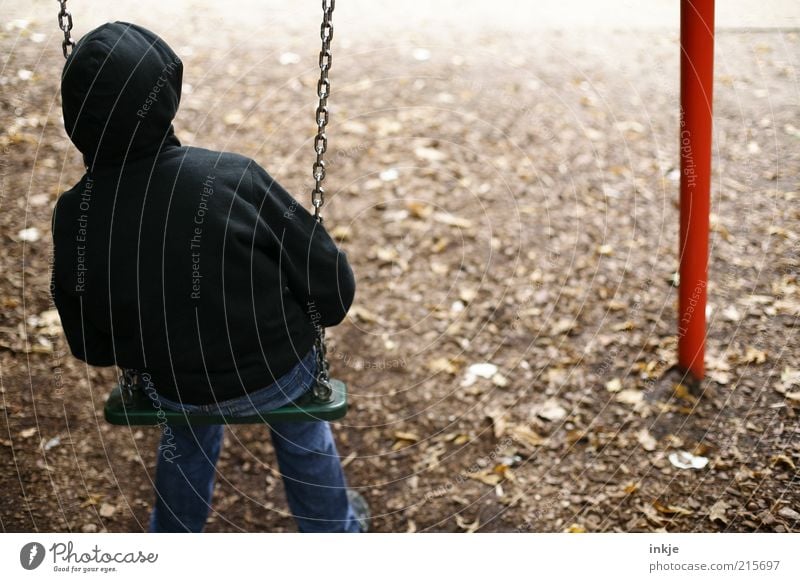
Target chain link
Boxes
[119,369,138,405]
[310,0,334,221]
[57,0,75,59]
[310,0,336,402]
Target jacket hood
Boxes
[61,22,182,167]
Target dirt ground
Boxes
[1,1,798,533]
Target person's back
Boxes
[52,21,365,533]
[53,22,355,405]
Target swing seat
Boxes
[103,379,348,426]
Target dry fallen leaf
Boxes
[605,378,623,393]
[392,431,419,451]
[641,503,666,526]
[672,383,697,404]
[486,410,507,439]
[468,470,502,486]
[428,357,459,375]
[461,363,498,387]
[454,513,481,533]
[430,237,450,253]
[394,431,420,443]
[432,212,473,229]
[414,146,447,162]
[509,425,545,449]
[777,506,800,521]
[349,306,379,324]
[19,427,37,439]
[740,346,767,365]
[653,500,693,516]
[637,428,657,452]
[375,246,399,263]
[405,200,432,219]
[452,434,470,446]
[532,399,567,422]
[616,389,644,406]
[36,309,62,336]
[330,225,352,241]
[769,454,796,471]
[708,500,729,525]
[223,110,244,125]
[623,481,640,495]
[784,392,800,405]
[492,373,509,388]
[98,503,116,518]
[459,287,478,304]
[722,304,741,322]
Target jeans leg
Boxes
[149,424,224,532]
[269,421,359,532]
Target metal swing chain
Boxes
[311,0,334,220]
[57,0,75,58]
[310,0,336,402]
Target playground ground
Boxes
[1,0,798,532]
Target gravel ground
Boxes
[1,1,798,532]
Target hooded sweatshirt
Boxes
[52,22,355,405]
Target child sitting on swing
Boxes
[52,21,368,533]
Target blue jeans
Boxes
[148,349,359,533]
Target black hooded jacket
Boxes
[52,22,355,404]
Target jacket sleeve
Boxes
[51,202,116,366]
[246,163,356,327]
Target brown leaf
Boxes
[739,346,767,365]
[432,212,473,229]
[427,357,459,375]
[349,305,379,324]
[532,399,567,422]
[486,410,507,439]
[623,481,640,495]
[414,146,447,163]
[330,225,352,241]
[392,431,420,450]
[394,431,420,443]
[468,470,502,486]
[770,454,796,470]
[509,425,545,450]
[452,434,470,445]
[19,427,37,439]
[616,389,644,406]
[653,500,693,516]
[405,200,432,219]
[673,382,698,403]
[641,503,666,526]
[459,287,478,304]
[709,500,729,525]
[637,429,657,452]
[785,392,800,405]
[454,514,481,533]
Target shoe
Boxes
[346,489,371,532]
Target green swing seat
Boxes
[104,379,348,426]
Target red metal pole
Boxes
[678,0,715,380]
